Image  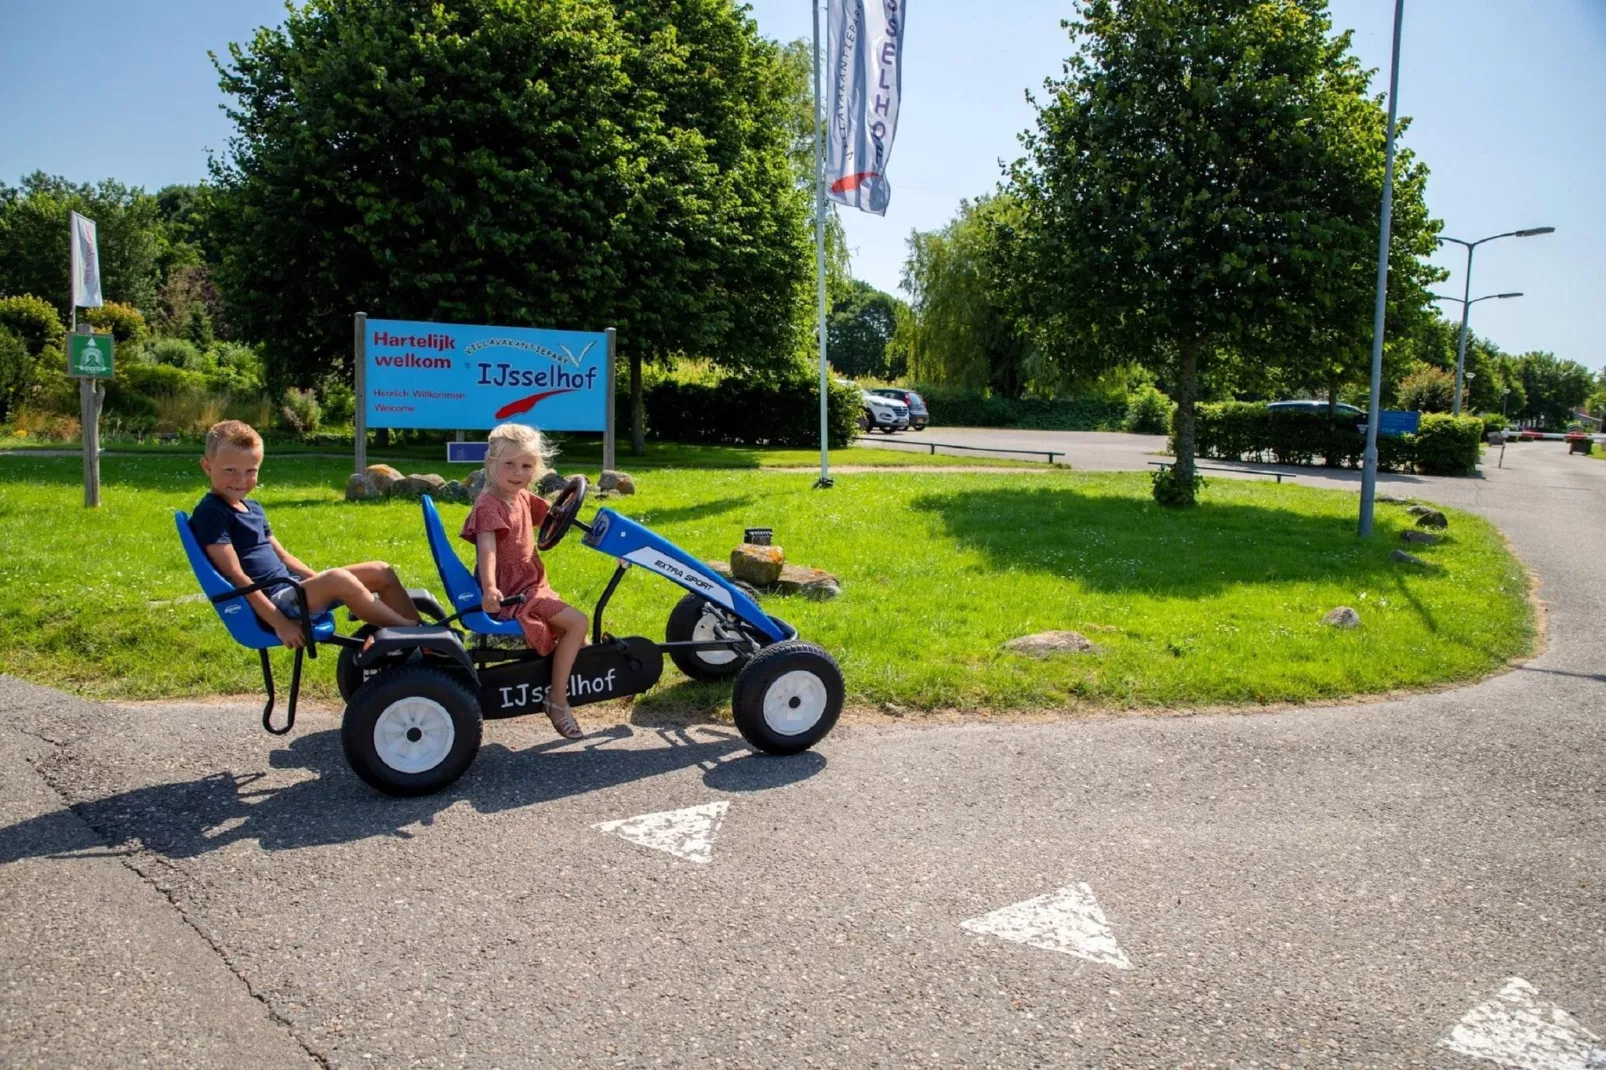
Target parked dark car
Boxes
[869,388,929,430]
[1266,399,1364,418]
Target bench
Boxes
[1148,461,1297,484]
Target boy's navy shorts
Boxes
[268,585,304,619]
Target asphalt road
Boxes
[2,438,1603,1068]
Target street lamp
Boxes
[1432,290,1522,414]
[1437,227,1554,415]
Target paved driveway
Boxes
[2,442,1603,1068]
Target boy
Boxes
[193,420,418,647]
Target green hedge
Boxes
[909,385,1128,430]
[644,374,861,448]
[1181,402,1482,476]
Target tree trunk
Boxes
[630,352,645,457]
[1172,339,1200,500]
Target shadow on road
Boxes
[0,724,823,864]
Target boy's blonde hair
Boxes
[484,422,553,475]
[205,420,263,457]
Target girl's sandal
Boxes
[544,700,584,740]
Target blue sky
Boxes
[2,0,1601,373]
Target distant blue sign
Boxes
[1377,409,1421,438]
[364,318,609,431]
[446,441,488,464]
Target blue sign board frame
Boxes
[360,317,611,432]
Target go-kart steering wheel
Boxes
[537,475,588,551]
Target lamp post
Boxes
[1438,227,1554,415]
[1464,370,1476,414]
[1432,290,1523,415]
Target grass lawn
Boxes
[0,435,1036,469]
[0,453,1532,716]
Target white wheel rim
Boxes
[762,669,828,736]
[692,610,737,666]
[373,697,456,774]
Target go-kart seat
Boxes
[419,495,523,637]
[175,511,337,649]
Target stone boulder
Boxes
[440,479,473,504]
[466,469,487,497]
[1003,631,1100,656]
[365,463,403,495]
[708,559,841,597]
[731,543,785,587]
[1322,606,1360,629]
[1412,509,1448,529]
[389,472,447,499]
[1401,530,1440,545]
[1391,549,1429,567]
[538,471,568,496]
[345,473,380,501]
[600,470,637,495]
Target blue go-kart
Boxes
[181,476,843,796]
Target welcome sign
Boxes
[362,317,610,431]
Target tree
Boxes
[1003,0,1441,504]
[900,196,1031,396]
[827,279,904,378]
[1396,366,1454,413]
[211,0,809,451]
[0,173,166,319]
[1513,351,1593,429]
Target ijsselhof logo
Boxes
[831,172,880,194]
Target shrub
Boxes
[118,362,208,397]
[8,408,80,441]
[1411,414,1483,476]
[278,387,322,437]
[1478,412,1506,436]
[203,342,264,396]
[910,383,1127,430]
[0,327,34,421]
[1123,385,1173,434]
[645,371,860,448]
[155,392,227,435]
[320,381,356,426]
[83,301,148,343]
[0,294,65,356]
[1187,401,1475,475]
[149,337,204,370]
[1397,366,1455,413]
[1151,465,1204,507]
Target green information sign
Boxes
[68,333,114,378]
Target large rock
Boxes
[731,543,785,587]
[389,472,447,499]
[1401,530,1441,545]
[1004,631,1100,656]
[465,469,487,497]
[440,479,473,504]
[365,463,403,495]
[1322,606,1360,629]
[537,471,568,496]
[345,473,380,501]
[1413,509,1448,529]
[600,470,637,495]
[708,559,840,597]
[1392,549,1429,567]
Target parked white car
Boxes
[859,390,910,433]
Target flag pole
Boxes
[812,0,833,489]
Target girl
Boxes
[460,422,588,739]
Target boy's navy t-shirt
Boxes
[190,493,292,586]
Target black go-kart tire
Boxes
[665,592,751,681]
[730,640,843,755]
[342,667,483,796]
[335,593,450,700]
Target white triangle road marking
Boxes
[960,882,1132,969]
[1440,977,1605,1070]
[594,801,730,864]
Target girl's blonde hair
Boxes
[484,422,554,477]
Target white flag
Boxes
[825,0,907,216]
[70,211,103,309]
